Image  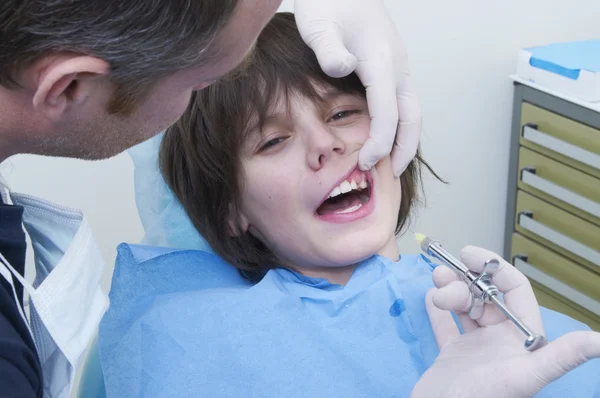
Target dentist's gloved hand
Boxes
[412,246,600,398]
[295,0,421,176]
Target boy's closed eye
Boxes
[256,107,365,153]
[259,135,288,152]
[327,108,363,123]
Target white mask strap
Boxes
[0,167,14,204]
[0,252,35,339]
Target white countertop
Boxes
[510,74,600,114]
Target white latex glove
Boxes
[412,246,600,398]
[294,0,421,176]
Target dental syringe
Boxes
[416,233,548,352]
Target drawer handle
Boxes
[513,254,600,316]
[518,212,600,268]
[522,124,600,170]
[520,167,600,218]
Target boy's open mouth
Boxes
[317,170,372,216]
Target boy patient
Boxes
[154,12,599,397]
[161,12,437,285]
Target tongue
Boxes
[317,192,363,215]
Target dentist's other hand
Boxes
[412,246,600,397]
[295,0,421,176]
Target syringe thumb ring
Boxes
[468,271,499,303]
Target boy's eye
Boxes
[259,136,287,152]
[328,109,361,122]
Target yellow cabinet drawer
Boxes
[518,147,600,226]
[511,233,600,302]
[511,233,600,331]
[515,191,600,272]
[532,282,600,332]
[520,103,600,179]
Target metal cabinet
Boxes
[505,83,600,331]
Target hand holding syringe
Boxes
[416,233,548,351]
[411,237,600,398]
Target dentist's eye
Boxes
[329,110,361,122]
[258,136,287,152]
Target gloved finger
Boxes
[356,59,399,171]
[524,331,600,396]
[432,281,471,312]
[432,266,460,288]
[474,301,517,326]
[461,245,544,333]
[425,288,461,349]
[431,281,479,333]
[433,264,510,327]
[299,23,358,79]
[432,266,489,324]
[390,74,422,177]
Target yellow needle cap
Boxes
[415,233,427,246]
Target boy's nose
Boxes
[306,129,346,171]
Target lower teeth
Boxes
[337,203,362,214]
[360,192,369,204]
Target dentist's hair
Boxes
[161,12,440,282]
[0,0,238,115]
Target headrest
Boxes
[127,133,214,252]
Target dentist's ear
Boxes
[32,55,110,121]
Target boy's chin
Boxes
[328,230,395,261]
[281,228,396,268]
[318,243,387,268]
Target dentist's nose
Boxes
[306,128,346,171]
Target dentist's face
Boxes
[31,0,282,160]
[236,88,401,275]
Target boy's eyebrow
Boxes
[318,87,346,101]
[246,99,290,135]
[246,112,286,138]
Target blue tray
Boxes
[527,40,600,80]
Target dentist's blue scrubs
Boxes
[99,244,600,398]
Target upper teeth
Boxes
[329,178,369,198]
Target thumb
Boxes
[525,331,600,392]
[303,25,357,78]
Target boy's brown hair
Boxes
[160,12,439,282]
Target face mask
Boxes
[0,186,108,398]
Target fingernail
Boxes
[460,247,474,263]
[359,161,374,171]
[460,245,479,258]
